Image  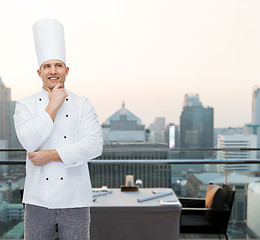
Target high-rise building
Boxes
[0,77,11,141]
[0,77,22,158]
[217,134,259,173]
[252,86,260,124]
[180,94,214,150]
[164,123,179,149]
[183,93,201,107]
[243,86,260,160]
[214,127,243,147]
[102,102,146,143]
[243,123,260,159]
[149,117,166,143]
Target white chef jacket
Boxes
[14,88,103,209]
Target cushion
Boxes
[205,183,226,210]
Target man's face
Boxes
[37,59,69,90]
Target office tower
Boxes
[217,134,259,173]
[0,77,22,158]
[244,123,260,159]
[252,86,260,124]
[164,123,178,149]
[183,93,201,107]
[180,94,214,150]
[102,102,146,143]
[0,77,11,141]
[248,86,260,158]
[149,117,166,143]
[214,127,243,147]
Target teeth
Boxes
[50,78,57,80]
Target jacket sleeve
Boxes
[56,99,103,168]
[13,101,54,152]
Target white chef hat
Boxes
[33,18,66,68]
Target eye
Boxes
[43,65,50,68]
[56,64,63,67]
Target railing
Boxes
[2,158,260,164]
[2,147,260,164]
[0,148,260,239]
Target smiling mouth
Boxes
[49,77,59,82]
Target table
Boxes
[90,188,182,240]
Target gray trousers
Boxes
[24,204,90,240]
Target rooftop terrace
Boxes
[0,147,260,239]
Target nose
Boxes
[50,66,56,75]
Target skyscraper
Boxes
[246,86,260,159]
[149,117,166,143]
[0,77,22,158]
[252,86,260,124]
[0,77,11,141]
[180,94,214,152]
[217,134,258,173]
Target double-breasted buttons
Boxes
[42,93,68,184]
[64,97,69,140]
[64,115,69,139]
[45,177,65,181]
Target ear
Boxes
[37,69,41,78]
[66,67,69,76]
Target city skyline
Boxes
[0,0,260,128]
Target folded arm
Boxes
[14,84,70,165]
[27,149,62,166]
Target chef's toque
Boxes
[33,18,66,68]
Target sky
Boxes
[0,0,260,128]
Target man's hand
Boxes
[48,83,68,109]
[27,149,62,166]
[45,83,68,121]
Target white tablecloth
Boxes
[90,188,182,240]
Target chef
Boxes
[13,18,103,239]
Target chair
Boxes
[179,183,235,240]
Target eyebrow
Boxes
[41,62,64,68]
